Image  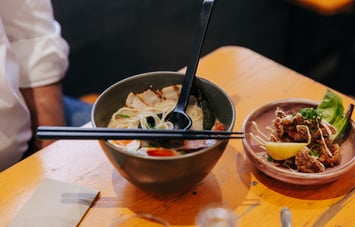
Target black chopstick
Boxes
[37,126,243,134]
[36,126,244,140]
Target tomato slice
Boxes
[212,121,225,131]
[147,148,176,156]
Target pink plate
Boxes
[242,99,355,185]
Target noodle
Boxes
[106,84,221,157]
[108,86,204,130]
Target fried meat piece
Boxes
[295,147,325,173]
[318,143,341,167]
[272,117,284,138]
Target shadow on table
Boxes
[101,146,252,225]
[109,171,223,225]
[248,159,354,201]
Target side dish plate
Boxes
[242,99,355,185]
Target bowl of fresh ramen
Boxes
[92,71,235,193]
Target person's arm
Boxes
[20,82,65,150]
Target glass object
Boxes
[196,206,237,227]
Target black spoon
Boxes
[165,0,215,130]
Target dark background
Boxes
[51,0,355,98]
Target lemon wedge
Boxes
[265,142,308,160]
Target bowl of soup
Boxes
[92,71,235,193]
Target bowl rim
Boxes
[92,71,236,160]
[241,98,355,184]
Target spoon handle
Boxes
[175,0,215,112]
[280,207,293,227]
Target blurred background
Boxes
[51,0,355,98]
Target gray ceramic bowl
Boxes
[92,71,235,193]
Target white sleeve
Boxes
[0,0,69,87]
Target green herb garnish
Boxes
[299,107,322,121]
[114,113,130,119]
[309,144,321,158]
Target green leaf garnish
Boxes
[317,89,344,124]
[316,89,353,141]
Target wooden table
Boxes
[1,46,354,226]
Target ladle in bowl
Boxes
[166,0,215,129]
